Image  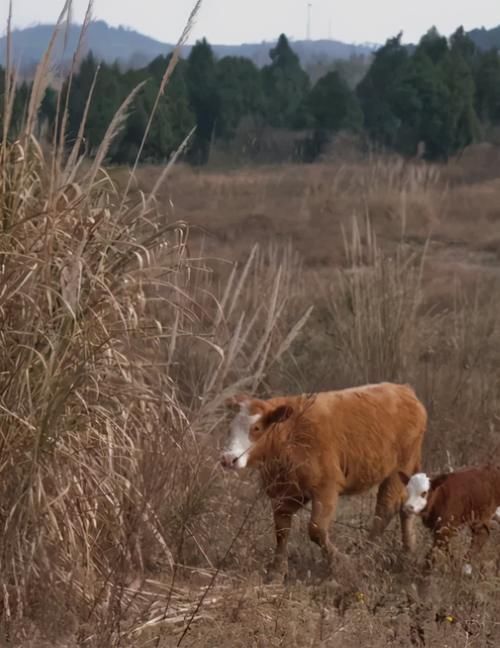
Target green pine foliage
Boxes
[474,49,500,125]
[261,34,311,128]
[215,56,265,139]
[2,25,500,165]
[357,26,494,160]
[186,38,220,164]
[307,70,363,132]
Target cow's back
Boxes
[290,383,426,495]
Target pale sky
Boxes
[2,0,499,46]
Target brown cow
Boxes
[400,464,500,574]
[220,382,427,581]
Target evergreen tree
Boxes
[261,34,310,128]
[450,26,478,68]
[215,56,264,139]
[307,70,362,132]
[186,39,220,164]
[65,52,100,149]
[86,62,124,154]
[11,81,30,134]
[63,52,124,156]
[120,55,195,164]
[407,51,451,158]
[117,93,147,163]
[357,34,418,149]
[358,29,480,160]
[439,44,479,156]
[416,27,449,64]
[40,87,57,126]
[474,49,500,125]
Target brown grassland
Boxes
[2,4,500,647]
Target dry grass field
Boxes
[3,8,500,645]
[113,152,500,647]
[120,152,500,648]
[3,148,497,647]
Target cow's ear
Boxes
[264,405,294,426]
[225,393,250,410]
[397,471,410,486]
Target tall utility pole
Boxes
[307,3,312,41]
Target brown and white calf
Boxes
[220,382,427,580]
[400,464,500,574]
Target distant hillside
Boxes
[4,20,498,77]
[196,39,377,68]
[0,20,376,72]
[468,25,500,51]
[0,22,168,69]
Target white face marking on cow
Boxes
[494,507,500,522]
[222,405,261,470]
[403,473,431,515]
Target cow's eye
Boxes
[250,424,261,437]
[421,491,428,498]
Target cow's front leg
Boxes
[266,500,300,582]
[308,489,339,571]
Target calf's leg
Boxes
[426,524,455,571]
[463,522,490,575]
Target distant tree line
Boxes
[357,27,500,160]
[2,27,500,164]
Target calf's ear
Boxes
[263,405,294,426]
[397,471,410,486]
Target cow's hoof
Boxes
[264,562,288,584]
[264,570,287,585]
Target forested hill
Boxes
[467,25,500,51]
[3,28,500,169]
[0,20,376,71]
[3,20,500,73]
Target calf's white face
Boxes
[221,404,262,470]
[403,473,431,514]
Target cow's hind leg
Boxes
[369,473,406,544]
[266,499,301,582]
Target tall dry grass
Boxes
[323,215,428,385]
[0,3,311,644]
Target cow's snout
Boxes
[221,453,238,470]
[404,503,416,514]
